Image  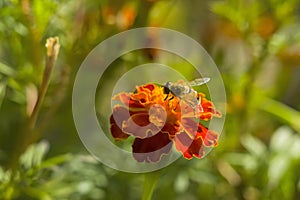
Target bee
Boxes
[164,77,210,112]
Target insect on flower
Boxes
[163,77,210,112]
[110,80,221,162]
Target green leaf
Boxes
[258,96,300,132]
[224,152,258,172]
[270,126,300,159]
[0,166,4,181]
[0,62,15,77]
[36,154,73,171]
[268,155,290,188]
[189,170,217,185]
[0,81,6,108]
[22,186,52,200]
[241,134,267,159]
[290,136,300,160]
[20,141,50,170]
[270,126,293,153]
[174,172,189,193]
[268,126,300,188]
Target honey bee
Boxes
[164,77,210,112]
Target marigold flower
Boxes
[109,82,221,162]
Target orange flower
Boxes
[110,83,221,162]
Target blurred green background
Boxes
[1,0,300,199]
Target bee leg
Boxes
[164,93,171,101]
[165,92,175,101]
[164,93,168,101]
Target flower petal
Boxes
[136,83,156,93]
[161,122,180,138]
[194,123,218,147]
[109,114,130,141]
[173,131,193,158]
[122,112,159,138]
[113,92,146,109]
[202,130,219,147]
[199,94,222,120]
[132,131,172,162]
[180,117,199,138]
[113,92,131,105]
[185,137,205,159]
[174,131,205,159]
[111,106,131,128]
[174,122,218,159]
[129,92,149,107]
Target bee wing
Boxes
[189,77,210,86]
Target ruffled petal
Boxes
[113,93,131,105]
[174,131,205,159]
[132,131,172,162]
[180,117,199,138]
[136,83,156,93]
[130,92,149,107]
[161,122,180,138]
[122,112,159,138]
[110,106,131,131]
[109,115,130,141]
[198,94,222,120]
[113,92,146,109]
[173,131,193,159]
[194,124,218,147]
[174,122,218,159]
[194,123,208,139]
[202,130,219,147]
[185,137,205,159]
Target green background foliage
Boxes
[1,0,300,199]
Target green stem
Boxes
[142,170,161,200]
[29,37,60,130]
[8,37,60,170]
